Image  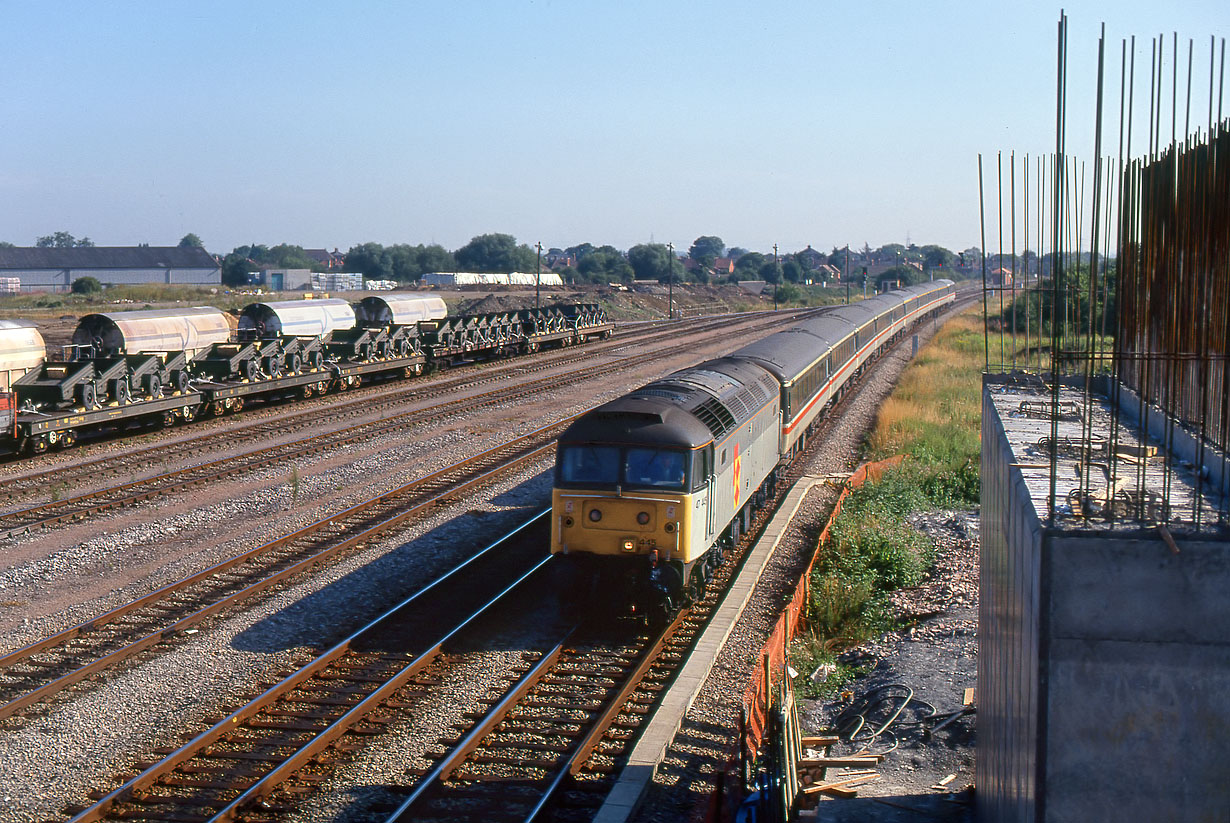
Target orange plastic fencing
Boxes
[739,455,904,760]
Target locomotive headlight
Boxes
[563,516,575,528]
[621,539,636,551]
[588,509,602,522]
[636,511,650,525]
[664,522,676,533]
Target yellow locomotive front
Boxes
[550,402,715,621]
[552,459,696,563]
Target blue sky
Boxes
[2,1,1226,256]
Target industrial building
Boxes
[0,246,221,292]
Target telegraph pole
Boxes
[666,242,674,320]
[844,245,851,304]
[535,241,542,310]
[773,244,779,310]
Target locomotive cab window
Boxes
[691,448,711,492]
[557,444,688,491]
[624,447,687,490]
[558,445,620,486]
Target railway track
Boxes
[0,310,798,510]
[60,516,557,823]
[0,421,569,722]
[47,298,975,822]
[0,315,793,537]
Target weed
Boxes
[789,633,877,699]
[289,467,301,507]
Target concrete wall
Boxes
[979,382,1043,823]
[1044,533,1230,820]
[980,378,1230,821]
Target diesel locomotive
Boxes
[550,279,955,621]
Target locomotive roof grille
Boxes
[692,397,737,439]
[633,387,690,403]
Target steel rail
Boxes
[385,632,575,817]
[0,312,792,534]
[0,421,569,720]
[0,308,826,718]
[66,515,555,823]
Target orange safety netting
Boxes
[739,455,904,758]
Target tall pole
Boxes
[667,242,674,320]
[773,244,779,310]
[845,245,850,304]
[535,241,542,311]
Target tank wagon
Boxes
[0,295,613,455]
[550,279,955,621]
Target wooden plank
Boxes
[963,688,975,706]
[800,735,840,747]
[801,774,880,796]
[799,756,882,768]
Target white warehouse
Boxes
[0,246,221,292]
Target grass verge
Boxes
[792,306,984,698]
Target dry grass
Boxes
[866,309,984,470]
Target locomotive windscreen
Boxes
[558,444,687,491]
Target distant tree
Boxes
[71,276,103,295]
[178,233,204,249]
[781,259,804,284]
[727,246,750,259]
[454,233,536,272]
[0,241,13,248]
[734,252,765,276]
[343,242,455,282]
[878,243,906,261]
[876,264,921,288]
[413,244,455,277]
[221,252,255,286]
[565,243,596,261]
[688,236,725,266]
[758,260,782,285]
[920,244,956,271]
[37,231,93,248]
[344,243,392,280]
[577,246,632,283]
[628,243,675,281]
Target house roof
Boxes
[0,246,219,271]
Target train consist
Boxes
[0,295,612,456]
[550,279,955,621]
